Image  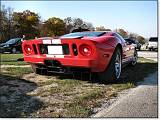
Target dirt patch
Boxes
[0,72,116,117]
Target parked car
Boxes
[22,31,138,83]
[147,37,158,51]
[0,38,22,53]
[125,38,141,51]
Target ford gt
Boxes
[22,31,138,83]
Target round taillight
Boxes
[24,44,33,55]
[79,44,92,56]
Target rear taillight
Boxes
[79,44,93,56]
[24,44,33,55]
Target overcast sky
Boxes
[1,1,157,38]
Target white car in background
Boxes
[147,37,158,51]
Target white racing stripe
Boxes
[52,39,61,44]
[42,40,51,44]
[46,54,64,58]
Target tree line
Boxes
[0,5,145,44]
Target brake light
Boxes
[24,44,33,55]
[79,44,92,56]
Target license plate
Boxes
[47,46,63,55]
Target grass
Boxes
[76,89,103,102]
[1,53,29,65]
[120,57,157,84]
[0,57,158,117]
[44,79,83,94]
[2,67,33,77]
[111,57,157,92]
[65,104,92,117]
[63,89,104,117]
[112,82,135,92]
[138,57,157,63]
[1,61,29,65]
[1,54,23,61]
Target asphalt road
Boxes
[94,51,158,118]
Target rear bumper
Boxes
[24,55,101,72]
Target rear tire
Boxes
[98,47,122,83]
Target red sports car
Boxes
[22,31,138,83]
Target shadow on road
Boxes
[0,74,43,117]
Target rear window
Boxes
[60,32,106,38]
[149,37,158,42]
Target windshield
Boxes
[149,37,158,42]
[60,32,106,38]
[5,38,21,44]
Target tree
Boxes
[83,22,95,31]
[64,17,95,33]
[13,10,40,39]
[128,33,146,44]
[0,5,14,42]
[128,32,138,39]
[115,28,128,38]
[44,17,65,36]
[64,17,73,33]
[96,26,111,31]
[137,35,145,44]
[0,5,7,42]
[73,18,83,28]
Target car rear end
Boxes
[22,38,112,74]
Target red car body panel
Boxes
[22,32,135,73]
